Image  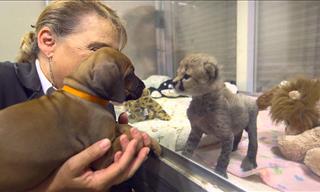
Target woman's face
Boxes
[51,14,120,88]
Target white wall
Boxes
[0,1,45,62]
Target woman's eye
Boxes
[183,74,191,80]
[90,47,99,52]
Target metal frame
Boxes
[236,0,256,93]
[137,146,247,192]
[155,0,175,77]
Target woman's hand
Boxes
[118,112,152,150]
[30,112,151,192]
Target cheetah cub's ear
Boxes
[203,57,220,81]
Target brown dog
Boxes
[0,47,161,191]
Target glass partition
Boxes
[171,1,237,82]
[255,1,320,91]
[109,1,320,191]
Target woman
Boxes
[0,0,150,191]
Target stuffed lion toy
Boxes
[257,78,320,135]
[257,77,320,176]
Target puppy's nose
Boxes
[140,81,146,89]
[137,84,145,96]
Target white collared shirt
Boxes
[35,60,56,94]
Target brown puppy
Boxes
[0,47,161,191]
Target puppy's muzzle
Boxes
[125,77,145,101]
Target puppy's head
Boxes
[172,53,222,96]
[64,47,145,102]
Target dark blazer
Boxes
[0,61,43,110]
[0,61,115,117]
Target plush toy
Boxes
[224,81,238,94]
[148,79,238,98]
[277,127,320,176]
[149,79,188,98]
[257,78,320,176]
[256,82,285,111]
[257,78,320,135]
[124,88,171,123]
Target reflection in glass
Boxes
[123,5,158,79]
[256,1,320,91]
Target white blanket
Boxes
[115,97,192,151]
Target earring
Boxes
[48,56,57,88]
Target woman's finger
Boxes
[66,138,111,175]
[130,128,143,149]
[120,134,129,151]
[96,139,139,186]
[142,132,151,147]
[114,151,123,162]
[126,147,150,178]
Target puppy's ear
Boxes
[64,47,127,102]
[91,59,126,102]
[203,61,219,81]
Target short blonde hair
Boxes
[17,0,127,63]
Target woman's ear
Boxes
[37,26,56,57]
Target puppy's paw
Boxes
[214,167,228,178]
[241,157,257,171]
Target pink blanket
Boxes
[193,110,320,191]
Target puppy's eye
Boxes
[183,74,191,80]
[125,73,135,81]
